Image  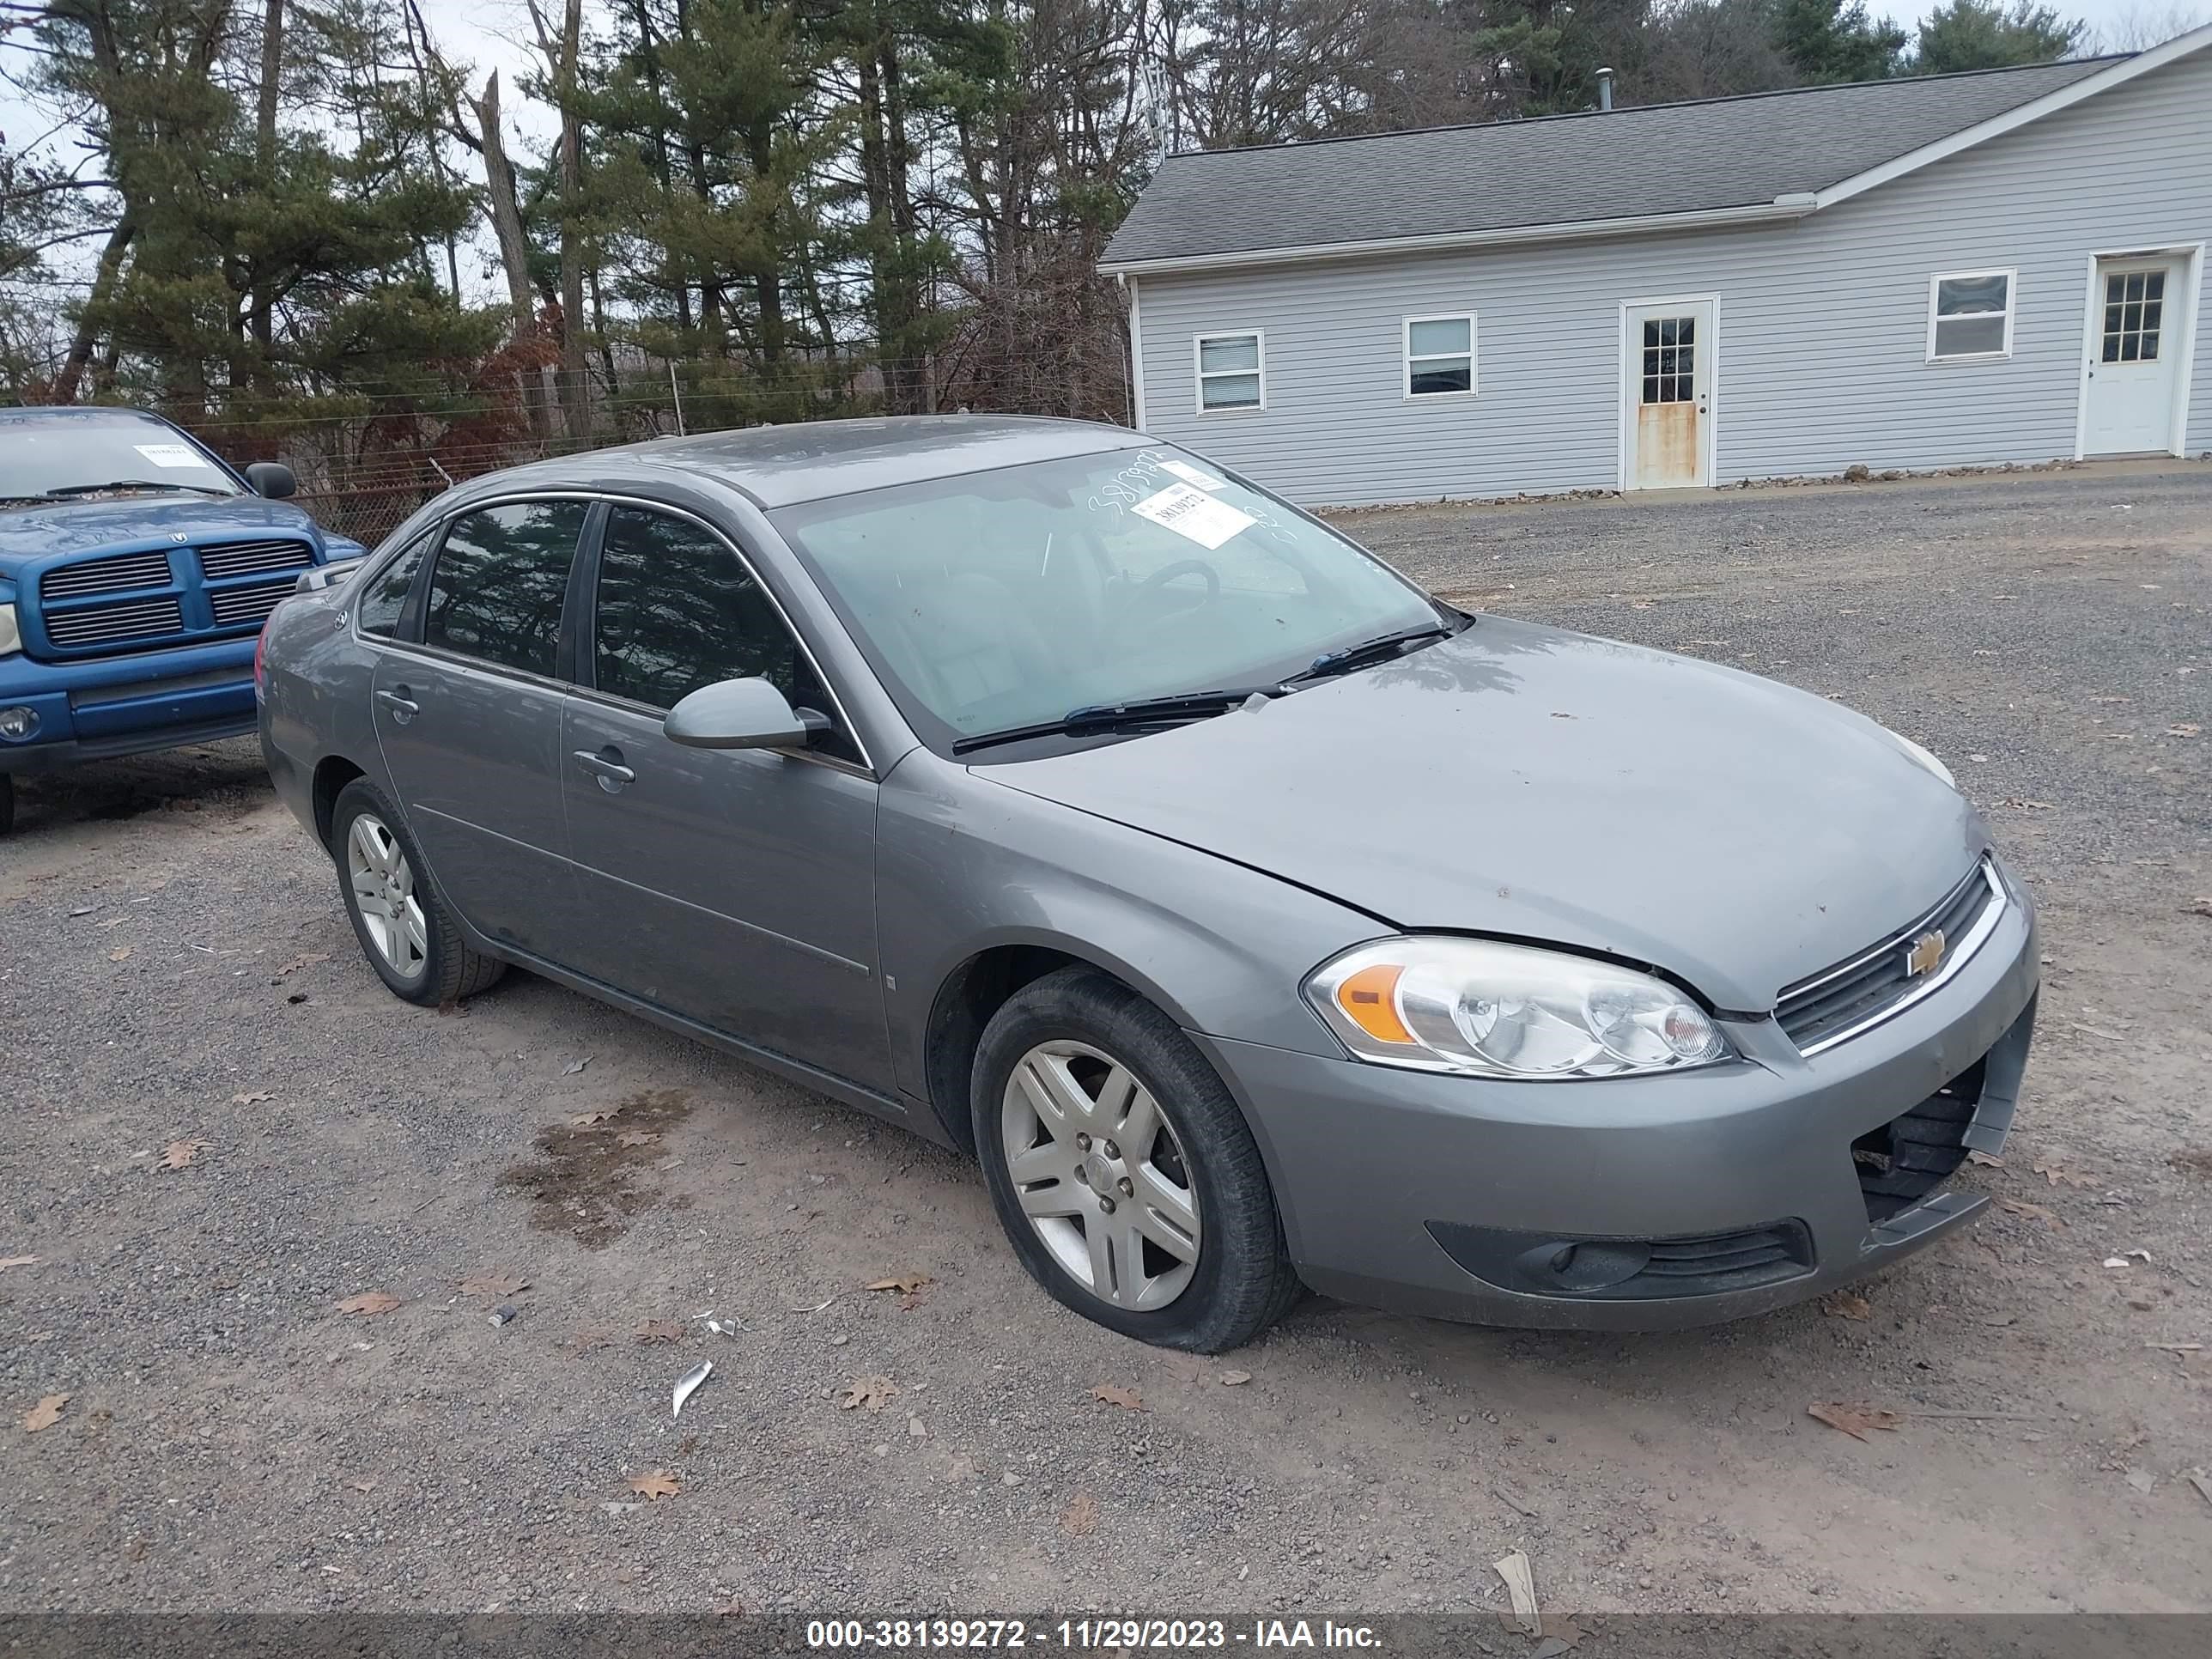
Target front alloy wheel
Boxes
[974,966,1301,1352]
[1001,1039,1202,1312]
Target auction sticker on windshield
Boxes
[135,443,216,469]
[1132,481,1254,550]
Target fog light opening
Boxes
[0,705,39,741]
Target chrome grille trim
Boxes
[206,579,295,626]
[1776,859,2006,1057]
[39,548,174,601]
[44,596,186,647]
[196,538,313,580]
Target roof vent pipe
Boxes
[1596,66,1615,111]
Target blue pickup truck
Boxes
[0,405,365,832]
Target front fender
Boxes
[877,750,1380,1139]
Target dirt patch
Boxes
[2168,1147,2212,1182]
[496,1086,696,1246]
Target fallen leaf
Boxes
[2183,899,2212,921]
[1966,1151,2004,1168]
[627,1468,680,1500]
[107,946,132,962]
[1808,1401,1904,1441]
[1060,1489,1099,1536]
[1534,1613,1588,1653]
[616,1130,659,1148]
[2167,724,2201,738]
[348,1477,379,1493]
[275,953,329,977]
[840,1376,897,1412]
[1218,1370,1253,1387]
[333,1291,401,1316]
[568,1109,617,1127]
[2033,1157,2095,1188]
[0,1255,37,1272]
[865,1273,933,1295]
[1996,1196,2063,1227]
[21,1393,68,1433]
[457,1274,530,1297]
[1091,1383,1144,1411]
[1820,1291,1873,1321]
[562,1057,592,1076]
[230,1091,273,1105]
[635,1319,684,1344]
[158,1139,211,1171]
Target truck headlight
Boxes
[0,602,19,657]
[1305,937,1732,1079]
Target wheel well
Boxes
[925,945,1085,1155]
[311,757,366,849]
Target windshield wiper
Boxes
[951,684,1282,756]
[41,479,231,499]
[1291,619,1460,683]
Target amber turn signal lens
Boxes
[1334,963,1413,1045]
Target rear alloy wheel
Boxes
[974,966,1301,1352]
[330,777,505,1007]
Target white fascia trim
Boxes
[1097,199,1814,278]
[1814,23,2212,210]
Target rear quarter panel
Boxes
[258,582,391,844]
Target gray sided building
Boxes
[1103,28,2212,507]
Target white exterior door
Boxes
[2082,257,2185,456]
[1624,299,1714,489]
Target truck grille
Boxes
[40,548,174,601]
[1775,860,2002,1054]
[206,578,295,627]
[44,595,187,648]
[196,538,313,580]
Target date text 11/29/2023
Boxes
[805,1620,1382,1650]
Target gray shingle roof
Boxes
[1103,58,2118,269]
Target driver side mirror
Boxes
[664,677,830,750]
[244,461,296,499]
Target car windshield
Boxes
[0,412,240,501]
[770,446,1446,752]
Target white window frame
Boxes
[1193,330,1266,414]
[1926,268,2017,363]
[1402,313,1478,399]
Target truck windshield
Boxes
[0,412,241,501]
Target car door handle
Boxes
[572,747,636,792]
[375,688,419,723]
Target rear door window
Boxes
[356,531,433,638]
[423,501,587,677]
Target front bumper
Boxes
[1199,870,2039,1331]
[0,641,258,775]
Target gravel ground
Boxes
[1,461,2207,1618]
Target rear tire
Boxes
[330,777,505,1007]
[974,966,1301,1352]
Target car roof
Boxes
[474,413,1147,509]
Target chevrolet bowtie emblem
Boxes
[1905,929,1947,978]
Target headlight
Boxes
[0,602,19,657]
[1883,727,1954,788]
[1305,937,1732,1079]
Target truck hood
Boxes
[0,495,325,577]
[981,617,1985,1011]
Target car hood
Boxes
[0,495,324,576]
[980,617,1985,1011]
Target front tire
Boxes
[974,967,1301,1352]
[330,778,504,1007]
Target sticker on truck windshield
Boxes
[135,442,215,469]
[1158,459,1227,491]
[1131,482,1254,550]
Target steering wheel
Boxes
[1111,558,1222,632]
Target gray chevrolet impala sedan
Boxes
[258,416,2038,1352]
